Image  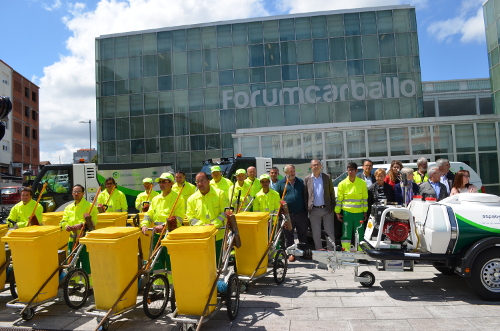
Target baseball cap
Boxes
[143,177,153,183]
[211,165,222,173]
[235,169,246,175]
[259,174,271,181]
[155,172,174,182]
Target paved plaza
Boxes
[0,259,499,331]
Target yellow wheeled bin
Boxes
[42,212,69,250]
[2,226,60,303]
[234,212,270,277]
[0,224,9,290]
[96,212,127,230]
[80,227,140,311]
[161,225,217,316]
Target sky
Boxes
[0,0,489,164]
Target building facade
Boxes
[73,148,97,163]
[96,5,500,193]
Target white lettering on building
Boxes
[222,77,417,109]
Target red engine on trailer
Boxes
[382,220,410,242]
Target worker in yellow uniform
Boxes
[335,162,368,251]
[60,184,98,277]
[7,187,43,228]
[253,174,280,215]
[134,177,159,212]
[245,166,262,198]
[141,173,185,282]
[97,177,128,212]
[172,170,196,207]
[210,165,232,194]
[186,172,230,263]
[229,169,252,212]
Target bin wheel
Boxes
[179,323,196,331]
[7,268,17,299]
[143,274,169,319]
[466,248,500,300]
[63,268,90,309]
[359,271,375,287]
[97,318,110,331]
[21,307,35,321]
[225,274,240,320]
[170,286,176,312]
[273,249,288,285]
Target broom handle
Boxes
[28,182,47,225]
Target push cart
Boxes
[167,215,242,331]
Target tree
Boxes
[91,153,98,164]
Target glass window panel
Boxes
[252,107,267,128]
[300,103,316,125]
[160,137,174,153]
[217,25,232,47]
[206,134,220,150]
[377,11,393,34]
[317,102,332,123]
[350,100,366,121]
[129,56,142,79]
[102,118,115,141]
[312,16,327,38]
[266,66,281,82]
[331,61,347,77]
[204,110,220,133]
[389,128,409,156]
[174,136,189,152]
[157,31,172,53]
[400,97,416,119]
[130,94,143,116]
[129,78,142,94]
[479,153,500,184]
[347,60,363,76]
[172,30,186,52]
[116,95,129,117]
[347,130,365,158]
[298,64,314,79]
[220,109,235,133]
[397,56,412,72]
[411,126,432,155]
[367,129,387,157]
[232,23,248,45]
[248,21,263,44]
[101,82,114,97]
[146,153,160,163]
[438,98,476,117]
[314,62,330,78]
[329,38,345,61]
[423,100,435,117]
[367,99,383,120]
[174,75,187,90]
[174,90,188,113]
[279,18,295,41]
[218,48,233,70]
[144,93,158,115]
[158,53,172,76]
[362,35,379,58]
[313,39,329,62]
[284,105,300,126]
[188,73,203,88]
[219,70,234,86]
[477,123,497,151]
[250,67,265,83]
[187,28,201,50]
[234,69,249,84]
[360,12,377,35]
[159,91,173,114]
[268,105,284,126]
[176,152,191,172]
[345,36,362,59]
[172,52,187,74]
[144,116,159,138]
[364,59,380,75]
[236,108,251,130]
[174,113,189,135]
[261,135,281,158]
[281,41,297,64]
[158,76,172,91]
[116,139,130,155]
[333,101,350,123]
[433,125,453,154]
[379,34,395,57]
[143,33,157,55]
[282,65,297,80]
[383,98,399,119]
[130,116,144,139]
[102,141,116,157]
[201,26,216,49]
[189,112,204,134]
[233,46,248,69]
[115,36,128,58]
[204,87,219,110]
[203,49,218,71]
[189,89,204,111]
[393,9,410,33]
[188,50,202,73]
[241,137,259,156]
[296,40,313,63]
[395,33,412,56]
[263,20,279,43]
[129,35,142,56]
[115,58,128,80]
[100,60,114,81]
[344,13,360,36]
[159,114,174,136]
[455,124,475,153]
[265,43,280,66]
[143,77,157,93]
[295,17,311,40]
[327,15,344,37]
[380,57,397,74]
[282,133,302,158]
[249,44,264,67]
[303,133,322,159]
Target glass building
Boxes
[96,5,500,193]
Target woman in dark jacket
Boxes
[368,168,395,215]
[394,167,419,206]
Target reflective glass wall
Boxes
[484,0,500,113]
[96,7,423,176]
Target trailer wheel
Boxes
[21,307,35,321]
[273,249,288,284]
[7,268,17,299]
[359,271,375,287]
[225,274,240,320]
[143,274,169,319]
[466,248,500,301]
[63,268,90,309]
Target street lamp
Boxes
[79,120,91,162]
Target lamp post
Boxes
[79,120,91,162]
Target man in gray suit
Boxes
[418,166,449,201]
[303,160,336,250]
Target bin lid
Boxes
[235,212,270,223]
[7,225,60,238]
[0,224,8,233]
[166,225,217,240]
[97,212,128,220]
[84,227,139,239]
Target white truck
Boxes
[287,193,500,301]
[32,163,173,212]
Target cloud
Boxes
[42,0,62,11]
[427,0,485,44]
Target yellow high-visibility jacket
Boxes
[135,190,159,211]
[335,177,368,214]
[186,187,229,240]
[60,198,98,242]
[141,191,185,228]
[8,199,43,228]
[97,189,128,212]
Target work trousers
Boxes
[341,211,365,249]
[151,233,172,283]
[283,212,309,250]
[309,207,335,250]
[68,241,91,275]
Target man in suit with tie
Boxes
[303,160,336,250]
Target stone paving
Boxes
[0,259,499,331]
